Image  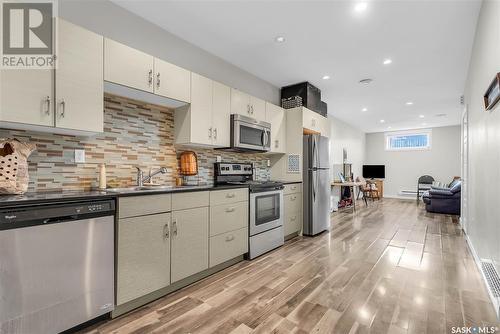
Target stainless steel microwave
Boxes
[230,114,271,152]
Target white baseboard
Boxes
[465,233,500,319]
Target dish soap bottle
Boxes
[98,164,107,190]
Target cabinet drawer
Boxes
[284,211,301,236]
[284,183,302,195]
[210,227,248,267]
[172,191,209,211]
[284,192,302,215]
[210,201,248,236]
[210,188,248,206]
[119,194,171,218]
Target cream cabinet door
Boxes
[117,213,171,305]
[302,107,319,132]
[250,96,266,120]
[55,19,103,132]
[190,73,213,145]
[265,102,287,153]
[231,88,251,116]
[104,38,154,93]
[284,193,302,236]
[154,58,191,103]
[171,207,209,282]
[211,81,231,147]
[0,68,53,126]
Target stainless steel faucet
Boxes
[136,167,168,186]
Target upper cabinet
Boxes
[302,107,329,136]
[0,19,103,133]
[231,89,265,120]
[104,39,154,93]
[153,58,191,103]
[175,73,231,147]
[104,39,191,103]
[265,102,286,154]
[56,19,103,132]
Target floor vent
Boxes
[481,261,500,298]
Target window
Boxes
[385,130,431,151]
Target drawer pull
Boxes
[164,223,169,239]
[225,207,235,213]
[291,186,297,190]
[226,193,236,198]
[225,235,235,242]
[291,196,296,201]
[291,216,297,221]
[172,220,178,236]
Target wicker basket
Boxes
[0,139,35,195]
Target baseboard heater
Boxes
[399,190,418,197]
[481,260,500,318]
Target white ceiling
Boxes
[112,0,481,133]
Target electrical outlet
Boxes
[216,155,222,163]
[74,149,85,163]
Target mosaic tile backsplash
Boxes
[0,94,270,192]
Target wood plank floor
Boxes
[81,199,499,334]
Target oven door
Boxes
[232,119,271,152]
[249,189,283,236]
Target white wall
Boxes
[365,126,461,198]
[463,0,500,269]
[59,0,279,104]
[328,116,366,180]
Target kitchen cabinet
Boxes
[153,58,191,103]
[174,73,231,147]
[55,19,103,132]
[117,213,171,305]
[171,207,209,282]
[104,38,154,93]
[265,102,287,154]
[231,88,265,120]
[283,183,302,238]
[210,228,248,267]
[0,19,103,133]
[302,107,329,136]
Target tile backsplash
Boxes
[0,94,269,192]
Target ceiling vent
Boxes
[359,78,373,84]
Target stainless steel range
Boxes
[214,162,284,259]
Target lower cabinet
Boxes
[283,184,303,238]
[171,207,209,283]
[210,228,248,267]
[117,213,171,305]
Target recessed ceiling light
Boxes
[419,114,425,118]
[359,78,373,84]
[380,119,385,123]
[354,2,368,12]
[388,126,392,129]
[383,59,392,65]
[406,101,414,105]
[362,107,368,112]
[275,36,285,43]
[322,75,330,80]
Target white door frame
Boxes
[460,104,469,233]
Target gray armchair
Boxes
[422,180,461,215]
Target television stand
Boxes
[368,179,384,198]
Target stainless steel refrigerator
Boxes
[303,134,330,236]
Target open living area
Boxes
[0,0,499,333]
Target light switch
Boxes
[74,149,85,163]
[216,155,222,163]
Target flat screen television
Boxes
[363,165,385,179]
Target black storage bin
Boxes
[318,101,328,117]
[281,82,321,112]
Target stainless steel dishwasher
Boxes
[0,199,115,334]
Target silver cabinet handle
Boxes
[275,140,279,148]
[251,105,254,114]
[148,69,153,86]
[164,223,169,239]
[59,99,66,118]
[226,193,236,198]
[156,72,161,88]
[172,220,178,236]
[291,196,296,201]
[225,235,235,242]
[43,96,51,115]
[208,127,213,138]
[213,128,217,140]
[291,216,297,221]
[247,104,251,114]
[291,186,297,190]
[225,207,235,213]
